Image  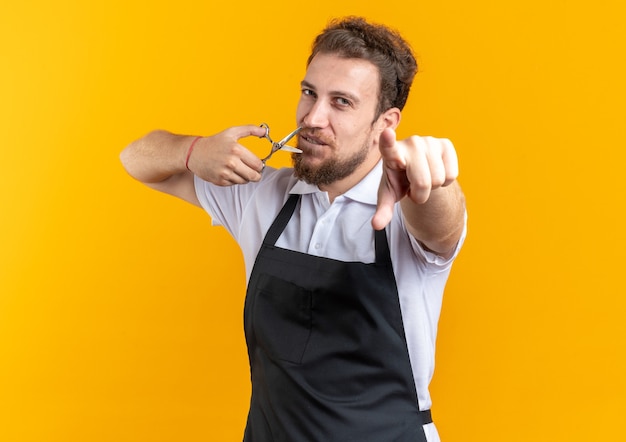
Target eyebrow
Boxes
[300,80,361,105]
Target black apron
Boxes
[243,194,432,442]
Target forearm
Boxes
[401,181,466,258]
[120,130,192,184]
[120,125,267,206]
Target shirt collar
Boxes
[289,161,382,206]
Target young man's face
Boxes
[293,52,387,187]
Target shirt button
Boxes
[314,243,322,249]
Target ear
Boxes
[376,107,401,133]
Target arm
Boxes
[119,125,267,206]
[372,128,466,258]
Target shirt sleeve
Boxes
[193,168,295,242]
[397,204,468,271]
[193,174,259,238]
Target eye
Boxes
[334,97,352,107]
[302,88,316,98]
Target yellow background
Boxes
[2,0,625,441]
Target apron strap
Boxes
[418,409,433,425]
[263,193,300,246]
[374,228,392,265]
[265,193,393,268]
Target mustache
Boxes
[298,129,334,146]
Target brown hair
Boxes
[307,16,418,117]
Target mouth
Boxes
[299,132,330,149]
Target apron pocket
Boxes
[253,274,313,364]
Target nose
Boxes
[301,99,329,129]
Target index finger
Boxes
[379,128,406,169]
[228,124,269,140]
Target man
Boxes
[121,16,466,442]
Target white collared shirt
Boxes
[195,162,466,442]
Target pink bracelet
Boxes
[185,136,202,171]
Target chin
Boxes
[292,154,317,181]
[292,151,320,166]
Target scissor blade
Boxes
[280,145,303,153]
[277,126,302,147]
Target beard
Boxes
[291,140,370,187]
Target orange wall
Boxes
[1,1,625,441]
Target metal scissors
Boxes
[259,123,302,167]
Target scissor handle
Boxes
[259,123,273,143]
[258,123,302,167]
